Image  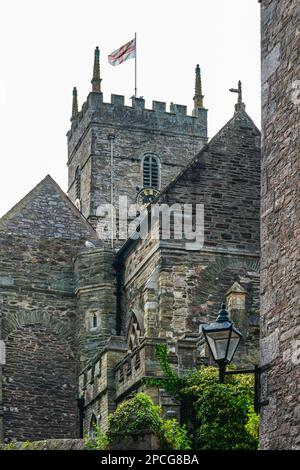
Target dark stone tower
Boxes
[67,48,208,238]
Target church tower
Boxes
[67,48,208,240]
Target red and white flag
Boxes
[108,38,136,66]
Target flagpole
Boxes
[134,32,137,98]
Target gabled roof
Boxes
[155,108,261,204]
[1,175,97,240]
[226,281,247,296]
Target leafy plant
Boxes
[108,392,163,436]
[108,392,191,450]
[148,344,259,450]
[159,419,191,450]
[85,425,109,450]
[194,383,257,450]
[245,406,260,441]
[0,440,30,450]
[0,441,17,450]
[147,344,186,396]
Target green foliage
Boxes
[0,441,17,450]
[145,344,186,395]
[159,419,191,450]
[20,441,30,450]
[194,383,257,450]
[150,345,259,450]
[182,365,255,401]
[108,392,190,450]
[0,440,30,451]
[108,392,163,436]
[245,407,260,441]
[85,425,109,450]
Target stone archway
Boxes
[2,310,73,344]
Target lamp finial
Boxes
[217,303,230,323]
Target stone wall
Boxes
[3,324,77,441]
[0,439,86,450]
[120,227,160,339]
[158,109,261,252]
[79,337,127,432]
[0,176,98,440]
[0,238,78,440]
[159,247,260,366]
[110,429,159,451]
[260,0,300,450]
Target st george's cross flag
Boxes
[108,38,136,66]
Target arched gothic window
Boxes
[89,414,97,440]
[142,155,160,189]
[128,314,141,352]
[75,166,81,200]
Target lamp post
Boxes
[202,303,268,413]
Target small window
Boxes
[128,314,141,352]
[75,166,81,199]
[92,314,97,329]
[142,155,160,189]
[89,414,97,440]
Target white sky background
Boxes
[0,0,261,217]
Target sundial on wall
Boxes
[136,187,160,209]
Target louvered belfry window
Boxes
[143,155,159,189]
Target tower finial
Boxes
[91,46,102,93]
[229,80,245,112]
[193,64,204,110]
[71,87,78,122]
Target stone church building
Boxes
[0,48,261,441]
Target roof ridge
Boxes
[1,174,97,238]
[1,175,50,221]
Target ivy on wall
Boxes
[146,344,259,450]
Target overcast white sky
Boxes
[0,0,260,217]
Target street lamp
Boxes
[202,303,268,413]
[202,303,242,382]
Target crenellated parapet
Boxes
[67,91,207,158]
[67,48,207,156]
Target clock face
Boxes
[136,187,160,208]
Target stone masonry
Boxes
[80,104,261,430]
[0,46,262,441]
[260,0,300,450]
[0,176,99,440]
